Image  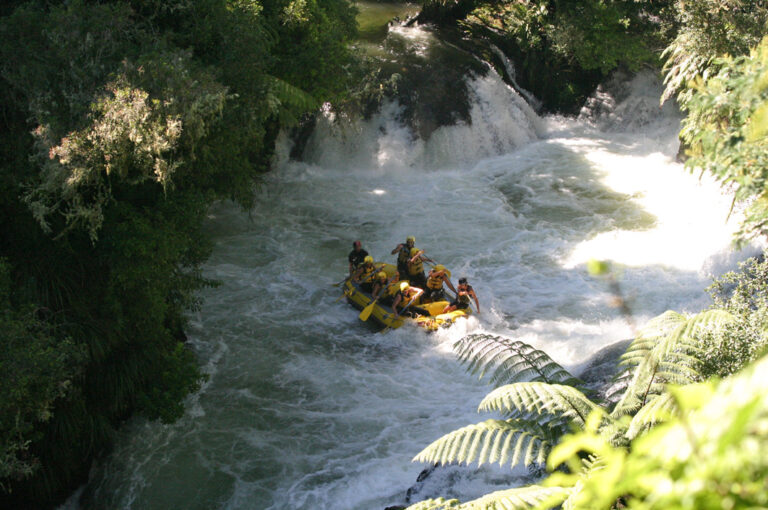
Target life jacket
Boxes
[397,245,410,267]
[426,272,444,290]
[408,252,424,275]
[458,285,473,305]
[359,264,376,281]
[395,289,416,309]
[386,281,401,297]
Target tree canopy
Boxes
[0,0,357,506]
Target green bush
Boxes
[0,259,85,488]
[0,0,358,504]
[662,0,768,105]
[679,37,768,245]
[696,254,768,378]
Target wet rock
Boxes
[577,339,632,404]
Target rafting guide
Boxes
[348,240,368,274]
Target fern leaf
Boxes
[626,393,679,440]
[656,309,734,359]
[456,337,510,379]
[619,311,686,367]
[479,383,602,429]
[560,455,608,510]
[612,309,734,418]
[406,486,569,510]
[413,419,551,469]
[454,334,580,387]
[260,74,318,125]
[406,498,460,510]
[459,485,569,510]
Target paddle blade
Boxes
[359,299,377,321]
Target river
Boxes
[67,17,752,510]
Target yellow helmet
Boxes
[410,247,420,256]
[399,281,410,292]
[364,255,374,264]
[376,271,387,281]
[406,236,415,245]
[433,265,451,277]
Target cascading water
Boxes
[66,22,757,510]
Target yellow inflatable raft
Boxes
[342,262,471,331]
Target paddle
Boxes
[380,296,415,333]
[332,275,351,287]
[398,296,416,316]
[359,298,379,321]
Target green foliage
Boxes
[480,383,603,430]
[697,253,768,378]
[661,0,768,106]
[26,55,228,241]
[0,259,86,486]
[543,352,768,509]
[625,392,676,441]
[678,37,768,244]
[543,1,660,75]
[610,309,733,418]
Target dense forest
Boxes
[1,0,767,508]
[0,0,358,506]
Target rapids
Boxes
[66,23,756,510]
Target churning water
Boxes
[69,25,756,510]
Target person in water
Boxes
[391,236,416,279]
[391,281,427,318]
[348,240,369,274]
[443,277,480,314]
[422,264,456,303]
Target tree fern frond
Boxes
[406,498,460,510]
[579,454,606,475]
[479,383,602,429]
[619,311,687,367]
[654,372,695,387]
[612,309,734,418]
[454,334,580,387]
[261,74,318,123]
[652,352,704,383]
[626,393,679,440]
[455,337,510,379]
[458,485,570,510]
[556,454,609,510]
[405,486,570,510]
[653,309,733,360]
[413,419,551,469]
[492,349,577,387]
